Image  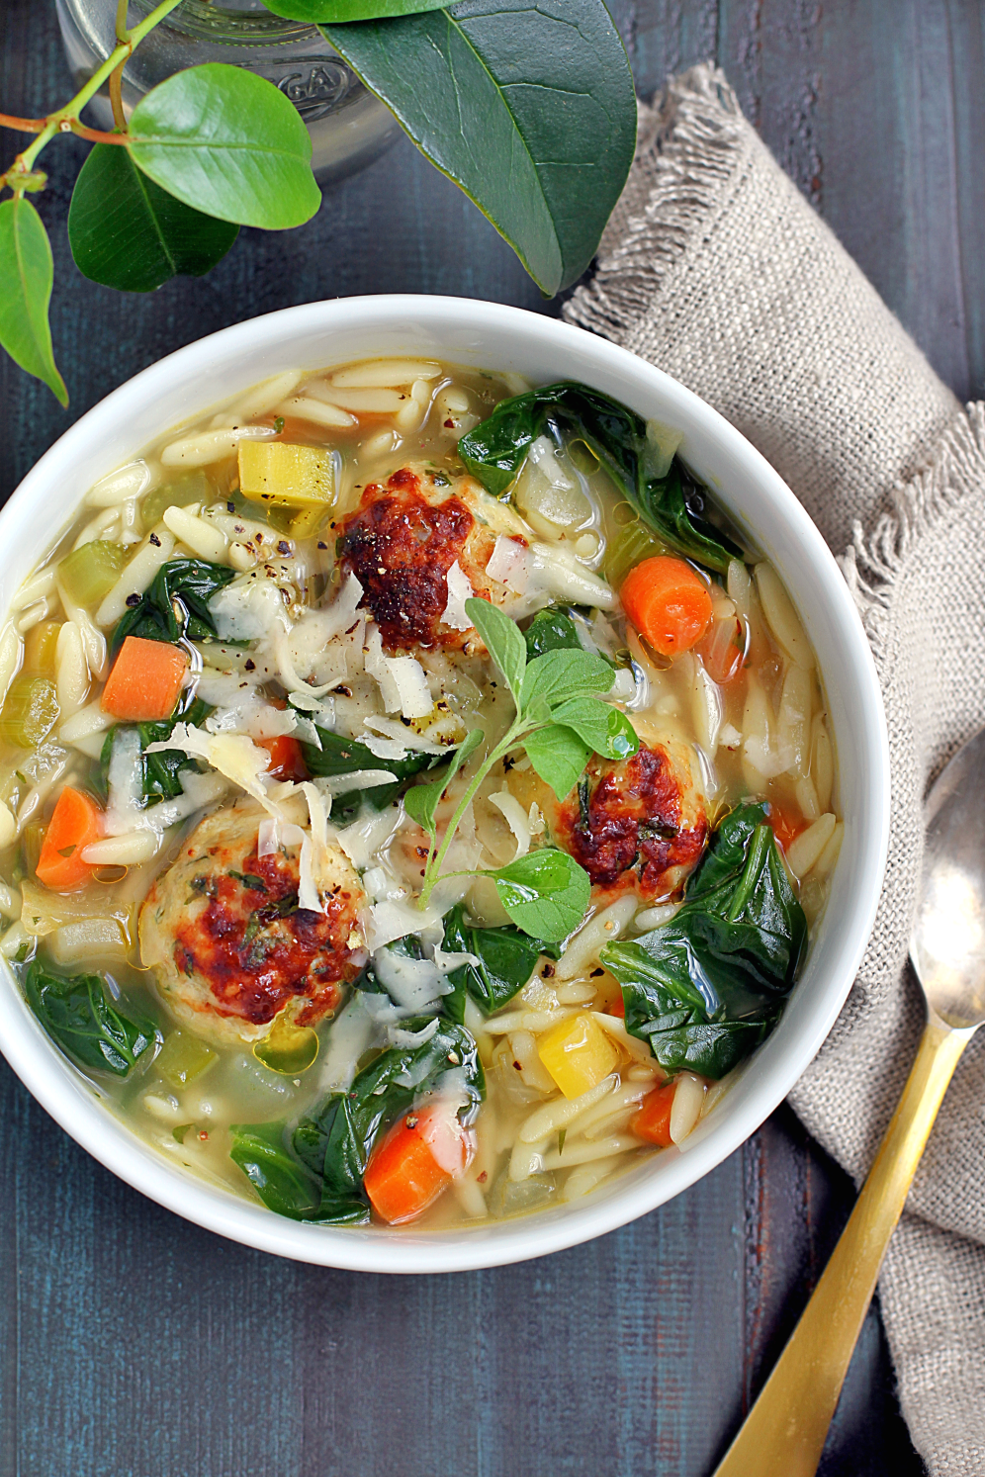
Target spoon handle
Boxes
[712,1008,975,1477]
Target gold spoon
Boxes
[712,726,985,1477]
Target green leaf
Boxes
[323,0,637,294]
[68,143,239,293]
[0,198,67,405]
[487,847,590,942]
[549,696,639,761]
[518,648,613,712]
[441,903,557,1020]
[459,382,744,574]
[404,727,484,843]
[96,692,212,808]
[229,1120,322,1219]
[111,556,236,652]
[128,64,321,230]
[523,723,591,802]
[267,0,449,17]
[23,960,158,1077]
[523,605,583,661]
[465,596,526,703]
[600,803,807,1079]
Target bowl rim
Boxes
[0,294,890,1273]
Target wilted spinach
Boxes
[441,905,560,1021]
[459,383,743,575]
[298,723,449,819]
[111,556,236,653]
[231,1018,484,1225]
[601,803,807,1079]
[24,960,158,1077]
[96,692,212,806]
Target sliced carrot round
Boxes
[258,734,308,782]
[35,786,103,892]
[620,555,713,658]
[631,1080,678,1147]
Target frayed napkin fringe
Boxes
[843,403,985,663]
[568,66,746,345]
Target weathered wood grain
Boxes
[4,0,979,1471]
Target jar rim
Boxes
[126,0,318,43]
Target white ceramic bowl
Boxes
[0,296,890,1273]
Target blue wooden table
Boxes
[4,3,980,1472]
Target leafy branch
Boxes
[404,597,638,940]
[0,0,636,403]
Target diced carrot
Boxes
[631,1081,677,1147]
[100,636,188,722]
[621,556,713,658]
[365,1103,469,1225]
[258,734,308,782]
[696,613,745,684]
[769,804,809,852]
[35,786,102,891]
[608,992,626,1019]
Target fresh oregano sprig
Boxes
[404,597,639,940]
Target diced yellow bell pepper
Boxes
[537,1012,619,1099]
[238,441,335,511]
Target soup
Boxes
[0,359,840,1230]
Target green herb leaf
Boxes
[111,556,236,652]
[487,848,591,942]
[465,596,526,704]
[229,1120,322,1219]
[523,723,591,802]
[601,803,808,1079]
[128,64,321,230]
[404,727,484,843]
[323,0,637,295]
[0,198,67,405]
[519,648,613,712]
[24,960,158,1077]
[548,696,639,762]
[441,903,558,1020]
[267,0,449,17]
[459,382,744,574]
[68,143,239,293]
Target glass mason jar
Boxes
[56,0,401,182]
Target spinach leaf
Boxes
[523,605,583,660]
[286,1018,484,1224]
[458,382,743,575]
[96,692,212,807]
[298,724,447,817]
[111,556,236,653]
[601,803,807,1079]
[441,904,560,1021]
[24,960,158,1077]
[228,1121,322,1221]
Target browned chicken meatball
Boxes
[338,464,528,653]
[510,727,708,902]
[139,804,365,1046]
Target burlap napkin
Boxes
[564,64,985,1476]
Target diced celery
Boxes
[253,1013,319,1074]
[603,518,668,590]
[537,1012,620,1099]
[0,676,59,749]
[58,541,129,607]
[20,821,44,878]
[156,1029,217,1088]
[140,470,211,533]
[238,441,335,511]
[23,620,61,678]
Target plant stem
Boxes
[109,0,131,132]
[418,718,527,909]
[4,0,184,183]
